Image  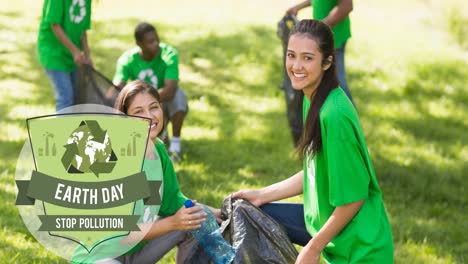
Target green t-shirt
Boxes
[155,138,187,216]
[113,43,179,89]
[37,0,92,71]
[311,0,351,48]
[123,138,186,255]
[303,88,393,263]
[71,139,186,262]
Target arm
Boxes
[295,199,364,264]
[115,81,127,90]
[81,31,92,65]
[233,170,304,206]
[322,0,353,27]
[113,59,130,90]
[286,0,311,16]
[51,24,87,66]
[157,79,178,102]
[122,204,206,243]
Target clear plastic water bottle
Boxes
[184,200,235,264]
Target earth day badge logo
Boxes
[62,120,117,175]
[15,107,163,261]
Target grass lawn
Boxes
[0,0,466,263]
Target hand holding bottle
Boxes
[172,200,206,231]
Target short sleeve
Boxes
[162,48,179,81]
[113,55,131,84]
[83,0,92,30]
[326,138,369,206]
[43,0,64,24]
[324,113,369,206]
[155,140,186,216]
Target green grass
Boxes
[1,0,467,263]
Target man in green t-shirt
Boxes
[113,22,188,160]
[287,0,354,103]
[37,0,93,111]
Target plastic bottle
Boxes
[184,200,235,264]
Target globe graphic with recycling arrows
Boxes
[62,120,117,176]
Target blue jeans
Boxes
[335,42,353,103]
[260,203,312,246]
[45,69,78,111]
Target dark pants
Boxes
[260,203,312,246]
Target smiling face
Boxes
[286,34,331,99]
[126,92,164,143]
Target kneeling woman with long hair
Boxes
[234,20,393,264]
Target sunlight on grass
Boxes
[378,140,456,169]
[427,98,463,119]
[7,105,55,120]
[1,79,36,101]
[235,115,271,141]
[460,146,468,163]
[95,38,129,52]
[92,0,292,26]
[183,126,219,140]
[366,101,422,120]
[235,63,270,86]
[0,181,15,196]
[222,91,283,114]
[3,230,36,251]
[395,240,455,264]
[0,122,28,142]
[180,64,213,87]
[191,58,213,70]
[189,97,217,113]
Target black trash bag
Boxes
[75,64,121,107]
[183,197,298,264]
[277,14,298,47]
[277,13,298,92]
[221,197,298,264]
[277,14,303,146]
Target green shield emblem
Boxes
[16,113,163,261]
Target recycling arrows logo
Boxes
[69,0,86,24]
[138,69,158,89]
[61,120,117,177]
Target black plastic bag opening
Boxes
[75,64,121,107]
[184,197,298,263]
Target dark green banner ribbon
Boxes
[16,180,35,205]
[16,171,161,209]
[38,215,140,231]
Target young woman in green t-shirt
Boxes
[111,80,220,263]
[234,20,393,264]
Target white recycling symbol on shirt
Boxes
[138,69,158,89]
[69,0,86,24]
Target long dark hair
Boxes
[294,20,339,156]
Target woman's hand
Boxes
[171,202,206,231]
[204,206,222,223]
[295,247,321,264]
[232,189,264,207]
